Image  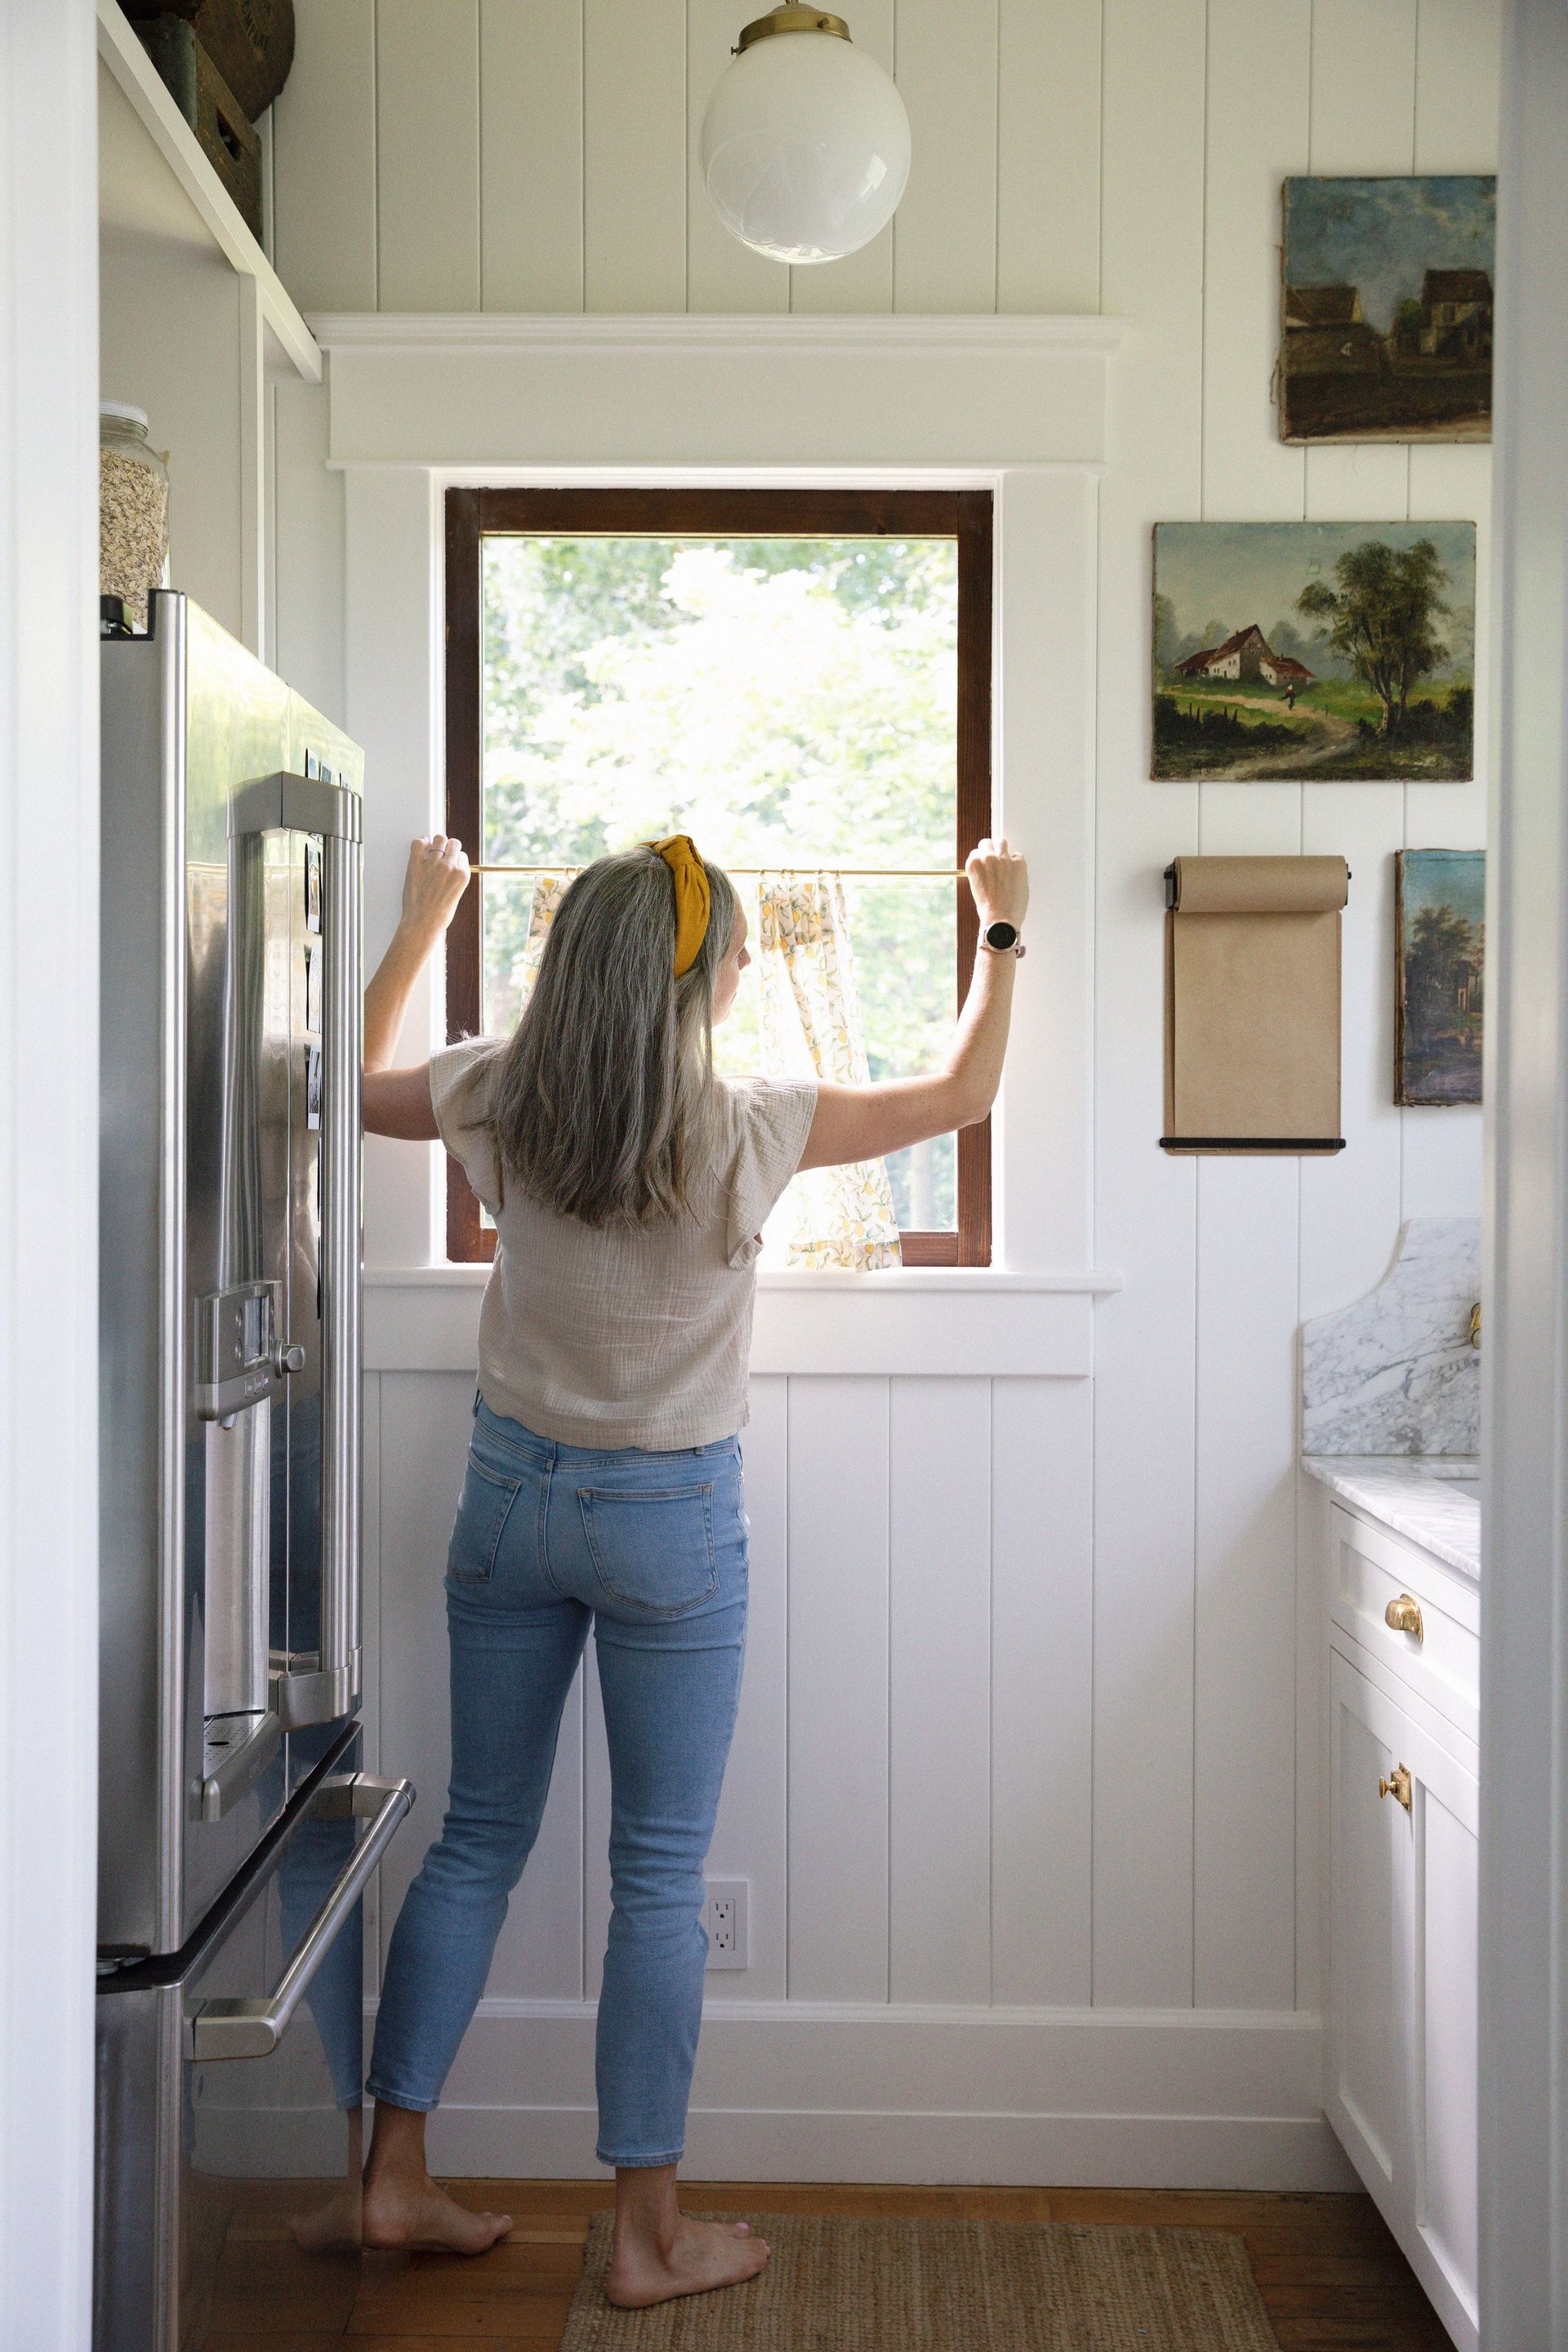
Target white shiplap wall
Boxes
[269,0,1495,2182]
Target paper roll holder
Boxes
[1160,856,1352,1155]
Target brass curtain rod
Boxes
[473,862,968,880]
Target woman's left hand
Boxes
[400,834,472,940]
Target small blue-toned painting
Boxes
[1281,176,1494,443]
[1396,849,1484,1105]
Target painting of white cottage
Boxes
[1152,520,1476,782]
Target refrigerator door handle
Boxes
[231,773,364,1732]
[185,1773,412,2061]
[314,807,364,1723]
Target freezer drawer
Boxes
[94,1728,414,2352]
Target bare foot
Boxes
[290,2180,361,2253]
[362,2172,512,2255]
[604,2213,770,2308]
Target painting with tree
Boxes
[1152,521,1475,782]
[1396,849,1484,1106]
[1280,176,1494,443]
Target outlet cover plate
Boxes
[704,1878,749,1970]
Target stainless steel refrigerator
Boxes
[95,592,415,2350]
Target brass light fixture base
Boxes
[737,7,852,53]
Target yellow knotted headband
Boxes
[644,834,711,977]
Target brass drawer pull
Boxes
[1379,1764,1413,1811]
[1385,1593,1424,1642]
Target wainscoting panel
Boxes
[369,1367,1103,2031]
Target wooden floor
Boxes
[212,2178,1454,2352]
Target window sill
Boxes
[363,1265,1118,1379]
[363,1266,1120,1293]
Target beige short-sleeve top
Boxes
[430,1036,818,1451]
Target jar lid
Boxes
[100,400,149,431]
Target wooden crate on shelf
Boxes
[119,0,294,124]
[131,15,261,241]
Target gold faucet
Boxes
[1468,1302,1481,1349]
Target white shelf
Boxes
[96,0,319,385]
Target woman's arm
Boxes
[796,838,1027,1172]
[362,835,471,1141]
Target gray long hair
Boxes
[488,847,738,1227]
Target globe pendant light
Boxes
[701,7,911,265]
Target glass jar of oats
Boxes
[99,403,169,633]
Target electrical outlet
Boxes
[704,1878,749,1971]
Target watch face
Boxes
[984,920,1018,950]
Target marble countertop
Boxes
[1303,1454,1481,1581]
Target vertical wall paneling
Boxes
[990,1379,1094,2006]
[272,381,345,726]
[786,1378,890,2002]
[238,275,266,659]
[687,0,789,313]
[1090,0,1207,2009]
[272,0,378,312]
[996,470,1098,1272]
[1201,0,1310,520]
[995,0,1102,314]
[706,1377,791,2002]
[1192,1138,1302,2011]
[479,0,586,311]
[787,0,894,315]
[1298,788,1402,1321]
[583,0,686,312]
[100,238,245,642]
[344,470,443,1267]
[376,0,482,312]
[887,1380,991,2006]
[1298,2,1419,1326]
[1186,0,1309,2017]
[890,0,999,314]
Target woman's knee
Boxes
[420,1802,542,1897]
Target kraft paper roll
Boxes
[1163,854,1349,1153]
[1169,854,1350,917]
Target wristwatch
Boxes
[980,918,1025,957]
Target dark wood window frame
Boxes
[443,484,994,1266]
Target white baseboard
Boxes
[377,1998,1358,2191]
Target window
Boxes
[443,487,993,1265]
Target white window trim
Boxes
[328,315,1119,1290]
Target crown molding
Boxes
[309,311,1129,357]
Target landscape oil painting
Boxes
[1152,520,1476,782]
[1396,849,1484,1105]
[1281,175,1494,443]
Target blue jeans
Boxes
[366,1400,748,2168]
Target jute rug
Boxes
[560,2212,1281,2350]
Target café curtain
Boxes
[755,872,902,1272]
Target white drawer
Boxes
[1328,1503,1480,1742]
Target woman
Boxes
[359,829,1028,2306]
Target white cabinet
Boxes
[1324,1511,1480,2352]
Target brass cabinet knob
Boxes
[1385,1593,1424,1642]
[1379,1764,1413,1811]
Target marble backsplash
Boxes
[1301,1217,1481,1456]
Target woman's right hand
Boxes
[965,835,1029,932]
[400,834,472,942]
